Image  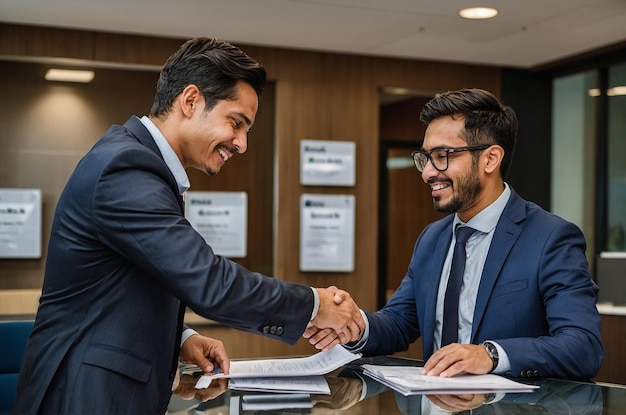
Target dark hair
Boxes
[419,88,518,179]
[150,37,266,117]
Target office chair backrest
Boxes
[0,320,34,415]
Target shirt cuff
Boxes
[310,287,320,321]
[180,328,199,346]
[343,310,369,351]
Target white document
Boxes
[195,346,361,389]
[362,365,539,396]
[229,375,330,394]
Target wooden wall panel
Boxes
[92,32,184,66]
[0,59,159,289]
[272,52,381,314]
[0,24,95,60]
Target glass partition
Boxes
[551,71,598,260]
[606,62,626,252]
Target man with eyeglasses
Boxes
[306,88,603,380]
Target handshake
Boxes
[304,286,366,351]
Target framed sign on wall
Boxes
[0,188,42,258]
[185,191,248,258]
[300,139,356,187]
[300,193,355,272]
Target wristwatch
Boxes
[481,341,499,373]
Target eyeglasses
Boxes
[411,145,491,172]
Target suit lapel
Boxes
[471,190,526,341]
[123,116,186,214]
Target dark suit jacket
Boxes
[15,117,314,414]
[361,189,604,379]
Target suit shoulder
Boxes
[522,199,578,228]
[510,198,585,243]
[88,130,163,169]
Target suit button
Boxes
[262,326,270,334]
[270,326,277,335]
[533,370,540,377]
[520,370,527,377]
[276,327,284,336]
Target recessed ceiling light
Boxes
[588,88,601,97]
[44,69,95,83]
[588,86,626,97]
[608,86,626,96]
[459,7,499,19]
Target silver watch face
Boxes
[485,342,497,356]
[482,342,498,371]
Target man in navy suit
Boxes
[306,88,603,380]
[15,38,364,414]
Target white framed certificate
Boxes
[300,194,355,272]
[0,188,42,258]
[185,191,247,258]
[300,139,356,186]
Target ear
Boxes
[179,84,201,118]
[483,145,504,175]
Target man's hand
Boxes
[304,286,364,351]
[420,343,492,377]
[179,334,230,375]
[172,373,229,402]
[426,393,488,412]
[310,376,363,411]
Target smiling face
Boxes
[181,80,258,176]
[421,115,485,220]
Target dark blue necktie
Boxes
[441,226,477,347]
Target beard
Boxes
[432,166,482,214]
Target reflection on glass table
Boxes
[169,355,626,415]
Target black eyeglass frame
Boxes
[411,144,491,172]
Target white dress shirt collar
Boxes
[138,115,190,195]
[453,183,511,234]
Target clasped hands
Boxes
[177,285,364,381]
[305,288,494,377]
[303,286,365,351]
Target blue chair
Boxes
[0,320,34,415]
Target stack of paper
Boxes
[228,375,330,395]
[194,345,361,395]
[362,365,539,396]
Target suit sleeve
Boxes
[359,230,431,356]
[496,219,604,379]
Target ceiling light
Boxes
[608,86,626,96]
[44,69,95,83]
[588,87,626,97]
[588,88,601,97]
[459,7,499,19]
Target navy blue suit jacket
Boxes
[15,117,314,414]
[361,189,603,379]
